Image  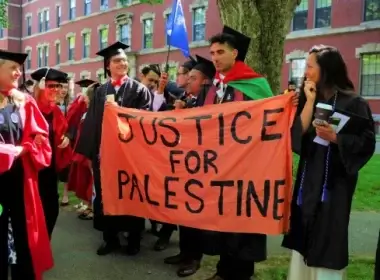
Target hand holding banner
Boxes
[100,94,296,235]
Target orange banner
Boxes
[100,94,296,234]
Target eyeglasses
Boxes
[46,84,63,89]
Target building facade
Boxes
[0,0,379,114]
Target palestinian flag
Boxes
[215,61,273,100]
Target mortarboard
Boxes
[193,55,216,80]
[31,68,68,90]
[181,56,197,71]
[75,79,97,88]
[222,26,251,62]
[0,50,28,65]
[96,41,130,78]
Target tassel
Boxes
[321,185,328,202]
[297,187,303,206]
[39,77,46,90]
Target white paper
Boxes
[0,143,19,156]
[313,112,351,146]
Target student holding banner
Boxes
[75,41,153,256]
[163,54,215,277]
[199,27,273,280]
[282,45,376,280]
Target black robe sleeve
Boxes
[135,84,153,110]
[74,87,99,160]
[336,96,376,175]
[290,91,307,155]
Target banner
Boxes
[100,94,296,234]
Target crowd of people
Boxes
[0,24,378,280]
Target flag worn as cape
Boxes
[219,61,273,100]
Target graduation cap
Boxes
[193,55,216,80]
[75,79,97,88]
[181,56,197,72]
[222,26,251,62]
[0,50,28,65]
[96,41,129,78]
[30,68,68,90]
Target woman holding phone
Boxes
[282,45,376,280]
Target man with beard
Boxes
[201,26,273,280]
[75,41,153,256]
[163,55,216,278]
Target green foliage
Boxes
[0,0,8,28]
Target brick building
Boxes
[0,0,379,114]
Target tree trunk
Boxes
[217,0,299,94]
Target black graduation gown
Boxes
[282,93,376,270]
[38,112,59,239]
[376,229,380,280]
[75,79,153,232]
[0,103,35,279]
[198,85,267,262]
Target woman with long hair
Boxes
[66,79,99,220]
[31,67,73,239]
[282,45,376,280]
[0,50,53,280]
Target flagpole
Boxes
[165,40,172,73]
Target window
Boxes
[82,33,90,58]
[99,28,108,49]
[119,23,130,45]
[43,45,48,67]
[69,0,76,20]
[68,36,75,60]
[100,0,108,11]
[364,0,380,22]
[361,53,380,97]
[26,16,31,36]
[56,43,60,64]
[84,0,91,16]
[0,29,3,39]
[56,6,61,27]
[37,47,42,67]
[26,50,31,70]
[38,12,43,32]
[315,0,331,28]
[165,14,170,45]
[289,58,306,88]
[142,19,153,49]
[44,10,49,31]
[192,7,205,41]
[292,0,308,31]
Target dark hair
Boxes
[309,44,355,95]
[209,33,237,50]
[25,79,34,86]
[288,80,296,86]
[141,64,161,76]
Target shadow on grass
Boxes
[188,255,375,280]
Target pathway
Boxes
[45,210,380,280]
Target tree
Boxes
[0,0,8,29]
[120,0,301,94]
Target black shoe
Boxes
[154,237,170,251]
[177,260,201,277]
[164,253,186,265]
[96,242,120,256]
[125,244,140,256]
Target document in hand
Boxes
[314,109,372,146]
[0,143,19,155]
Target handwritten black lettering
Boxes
[246,180,270,217]
[210,180,235,215]
[273,179,285,220]
[158,117,180,147]
[164,176,179,209]
[231,111,252,144]
[117,113,136,143]
[184,114,212,145]
[261,108,284,141]
[184,179,204,214]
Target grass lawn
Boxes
[188,255,374,280]
[292,153,380,212]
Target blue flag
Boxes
[166,0,190,57]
